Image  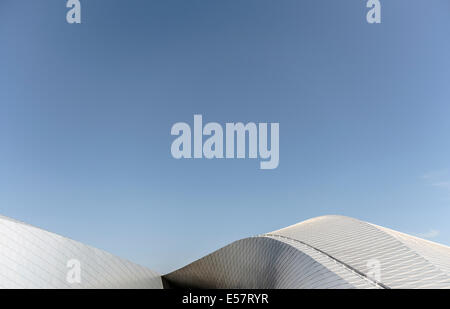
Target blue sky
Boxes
[1,0,450,273]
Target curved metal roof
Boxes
[0,215,162,288]
[1,214,449,288]
[164,215,450,288]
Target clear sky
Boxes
[1,0,450,274]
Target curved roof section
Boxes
[268,215,450,288]
[163,236,380,288]
[371,223,450,276]
[2,214,449,289]
[0,215,162,288]
[165,215,450,289]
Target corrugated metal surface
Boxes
[0,215,162,288]
[164,236,380,289]
[165,215,450,289]
[1,214,449,289]
[270,215,450,288]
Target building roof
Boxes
[1,214,449,288]
[164,215,450,288]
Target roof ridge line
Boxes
[263,233,390,289]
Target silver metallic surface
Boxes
[1,214,450,289]
[0,215,162,288]
[164,215,450,289]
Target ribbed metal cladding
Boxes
[164,215,450,289]
[163,236,380,289]
[2,214,450,289]
[270,215,450,289]
[0,215,162,288]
